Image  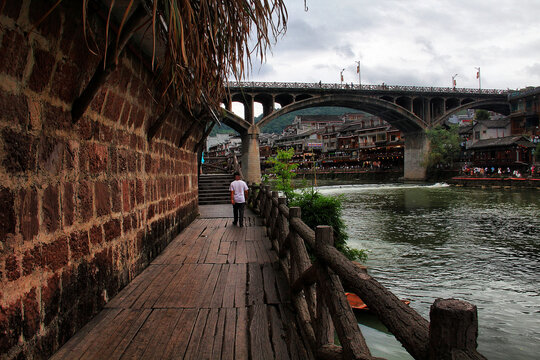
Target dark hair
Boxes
[234,172,240,177]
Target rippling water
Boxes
[317,183,540,360]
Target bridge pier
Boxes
[241,125,262,183]
[404,131,429,180]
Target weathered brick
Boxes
[51,60,81,103]
[103,91,124,122]
[0,91,29,127]
[77,181,93,222]
[38,136,64,175]
[41,274,60,326]
[42,185,59,233]
[88,143,108,174]
[42,103,71,133]
[69,230,89,260]
[22,246,41,276]
[29,0,61,38]
[2,128,36,173]
[103,218,121,242]
[29,48,56,93]
[90,87,107,114]
[0,301,22,353]
[89,225,103,245]
[0,29,28,79]
[122,180,130,212]
[99,123,113,143]
[108,146,117,174]
[65,140,79,171]
[127,151,136,172]
[129,181,136,209]
[22,288,39,339]
[2,0,22,19]
[94,181,110,217]
[118,149,128,173]
[43,236,68,271]
[62,183,74,227]
[19,188,39,241]
[135,179,144,205]
[119,102,131,125]
[0,186,15,241]
[123,215,132,233]
[110,180,121,213]
[5,254,20,281]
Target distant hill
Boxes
[210,106,363,136]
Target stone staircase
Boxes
[198,174,234,205]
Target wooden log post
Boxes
[287,207,316,350]
[429,299,487,360]
[260,186,268,221]
[315,226,372,360]
[264,186,273,226]
[277,197,287,248]
[269,191,279,239]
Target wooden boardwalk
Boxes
[51,205,312,360]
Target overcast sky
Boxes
[243,0,540,90]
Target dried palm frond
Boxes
[23,0,288,117]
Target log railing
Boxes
[248,184,486,360]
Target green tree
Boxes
[475,109,491,121]
[424,125,461,168]
[267,148,298,199]
[267,149,368,262]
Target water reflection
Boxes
[317,183,540,360]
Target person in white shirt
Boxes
[229,172,249,227]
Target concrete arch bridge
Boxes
[220,81,510,182]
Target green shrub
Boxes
[290,188,368,262]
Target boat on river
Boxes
[346,292,410,311]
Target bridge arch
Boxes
[432,99,511,126]
[256,94,426,133]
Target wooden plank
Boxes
[152,227,203,264]
[132,264,182,309]
[141,309,184,360]
[227,241,237,264]
[269,306,291,360]
[247,242,258,263]
[184,309,210,360]
[221,307,237,360]
[275,264,291,303]
[153,263,194,308]
[177,264,213,308]
[83,309,152,360]
[198,264,222,308]
[210,264,230,308]
[119,309,169,359]
[236,239,248,264]
[249,305,274,360]
[211,309,227,359]
[161,308,198,359]
[222,263,239,308]
[235,307,249,360]
[248,263,265,305]
[197,236,212,264]
[197,308,220,360]
[105,265,163,308]
[234,263,247,308]
[50,308,122,360]
[219,241,231,255]
[262,263,280,304]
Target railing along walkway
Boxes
[51,204,313,360]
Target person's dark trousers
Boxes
[233,202,246,226]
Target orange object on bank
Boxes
[345,292,410,311]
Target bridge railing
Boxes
[228,81,509,95]
[249,184,487,360]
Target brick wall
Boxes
[0,2,202,358]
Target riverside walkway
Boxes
[51,205,312,360]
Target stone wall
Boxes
[0,2,202,358]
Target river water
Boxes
[317,183,540,360]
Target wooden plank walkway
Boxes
[51,205,313,360]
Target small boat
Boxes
[345,292,410,311]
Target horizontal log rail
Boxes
[248,184,486,360]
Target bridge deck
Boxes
[51,205,312,360]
